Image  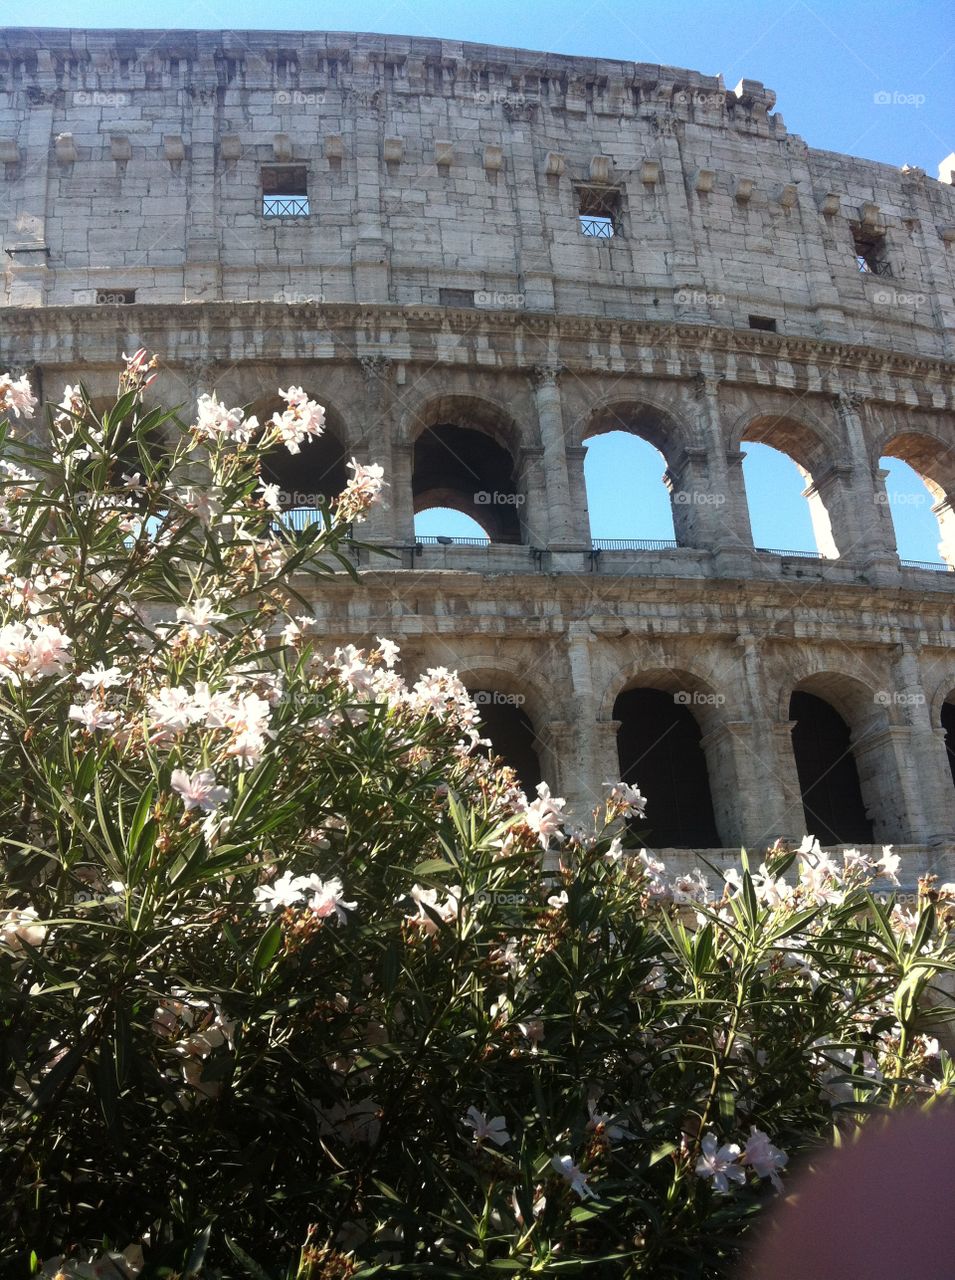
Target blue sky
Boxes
[7,0,952,558]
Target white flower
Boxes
[406,883,462,935]
[521,782,566,850]
[337,458,385,520]
[270,386,326,454]
[77,662,125,691]
[68,702,119,733]
[304,874,356,925]
[876,846,901,885]
[742,1127,788,1192]
[194,392,257,444]
[547,889,569,910]
[253,869,309,912]
[463,1106,510,1147]
[0,372,37,419]
[604,780,647,818]
[257,480,283,513]
[170,768,231,813]
[695,1133,745,1192]
[176,598,227,636]
[551,1154,597,1200]
[639,849,671,899]
[375,636,400,668]
[1,906,46,950]
[587,1096,635,1143]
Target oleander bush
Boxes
[1,360,954,1279]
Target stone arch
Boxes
[404,393,527,543]
[932,681,955,796]
[607,666,731,849]
[578,397,700,547]
[250,391,351,511]
[732,406,840,557]
[786,670,898,844]
[876,427,955,567]
[454,660,552,794]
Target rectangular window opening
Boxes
[748,314,777,332]
[577,185,620,239]
[261,165,309,217]
[852,226,892,276]
[96,288,136,304]
[438,287,475,308]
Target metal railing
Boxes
[755,546,823,561]
[579,215,615,239]
[900,558,952,572]
[274,507,327,532]
[415,534,492,547]
[262,195,310,217]
[591,538,679,551]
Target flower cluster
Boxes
[0,619,72,684]
[696,1128,788,1193]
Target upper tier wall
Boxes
[1,28,954,359]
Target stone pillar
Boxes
[530,366,582,547]
[350,72,390,303]
[506,117,556,311]
[888,646,955,846]
[357,357,396,542]
[184,59,221,300]
[559,621,605,818]
[7,100,53,306]
[693,374,755,558]
[390,443,416,544]
[517,445,548,548]
[852,723,929,845]
[932,497,955,569]
[830,393,900,568]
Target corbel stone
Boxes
[694,168,715,193]
[435,139,454,167]
[859,202,885,233]
[483,144,503,171]
[383,136,403,164]
[544,151,565,177]
[324,134,344,160]
[54,133,77,165]
[818,192,841,216]
[273,133,293,162]
[734,177,754,204]
[110,134,131,162]
[220,134,241,161]
[0,138,19,164]
[640,159,660,185]
[589,154,611,184]
[775,183,798,209]
[163,135,185,163]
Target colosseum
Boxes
[1,27,954,874]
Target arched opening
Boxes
[789,690,874,844]
[412,424,522,543]
[879,432,955,568]
[740,415,838,557]
[582,430,676,542]
[582,402,686,546]
[469,689,541,794]
[613,687,720,848]
[943,698,955,793]
[248,393,349,531]
[414,508,490,541]
[742,442,817,554]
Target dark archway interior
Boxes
[613,688,720,848]
[943,701,955,793]
[413,425,521,543]
[789,691,874,845]
[261,430,349,509]
[471,692,541,794]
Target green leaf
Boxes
[253,920,283,972]
[224,1236,274,1279]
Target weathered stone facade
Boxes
[1,28,954,872]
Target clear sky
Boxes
[5,0,952,559]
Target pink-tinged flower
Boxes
[375,636,400,668]
[639,849,671,899]
[463,1106,510,1147]
[743,1127,788,1191]
[0,372,37,419]
[1,906,46,950]
[257,480,283,514]
[551,1154,597,1200]
[147,685,205,739]
[522,782,566,850]
[587,1097,635,1143]
[270,386,326,454]
[336,458,385,521]
[695,1133,745,1192]
[178,486,222,528]
[405,883,462,936]
[77,663,125,691]
[68,702,119,733]
[605,780,647,818]
[304,874,356,925]
[877,845,901,885]
[176,598,227,636]
[516,1017,544,1052]
[254,869,309,913]
[194,392,257,444]
[170,768,231,813]
[0,620,72,684]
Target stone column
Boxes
[559,621,605,818]
[390,443,416,544]
[932,497,955,569]
[184,56,221,300]
[517,445,548,548]
[7,99,53,306]
[693,374,755,554]
[357,357,396,542]
[830,392,900,568]
[888,646,955,846]
[349,70,390,304]
[530,366,581,548]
